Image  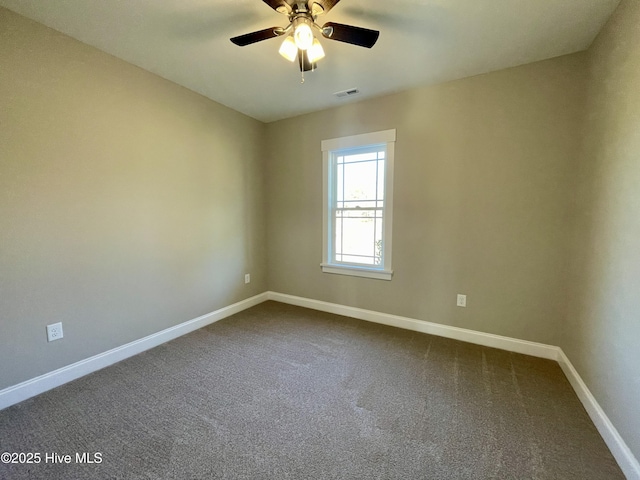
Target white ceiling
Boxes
[0,0,620,122]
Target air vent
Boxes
[334,88,360,98]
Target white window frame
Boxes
[321,129,395,281]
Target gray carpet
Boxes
[0,301,624,479]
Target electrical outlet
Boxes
[244,273,250,284]
[47,322,64,342]
[456,294,467,307]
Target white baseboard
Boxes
[557,350,640,480]
[0,292,268,411]
[266,291,560,360]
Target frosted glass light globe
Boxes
[294,23,314,50]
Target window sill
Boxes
[320,264,393,281]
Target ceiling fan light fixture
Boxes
[279,36,297,62]
[307,38,325,63]
[230,1,381,78]
[293,19,314,50]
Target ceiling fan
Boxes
[230,0,380,74]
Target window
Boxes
[321,129,395,280]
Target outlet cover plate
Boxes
[244,274,250,284]
[457,294,467,307]
[47,322,64,342]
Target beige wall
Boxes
[266,53,586,346]
[0,8,267,389]
[564,0,640,461]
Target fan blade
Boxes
[311,0,341,14]
[230,27,283,46]
[298,49,315,72]
[262,0,291,14]
[321,22,379,48]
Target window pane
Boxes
[343,161,378,204]
[341,254,375,265]
[339,212,375,259]
[335,217,343,256]
[342,200,377,209]
[337,162,344,203]
[342,209,381,218]
[375,220,383,265]
[377,159,385,201]
[344,152,378,162]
